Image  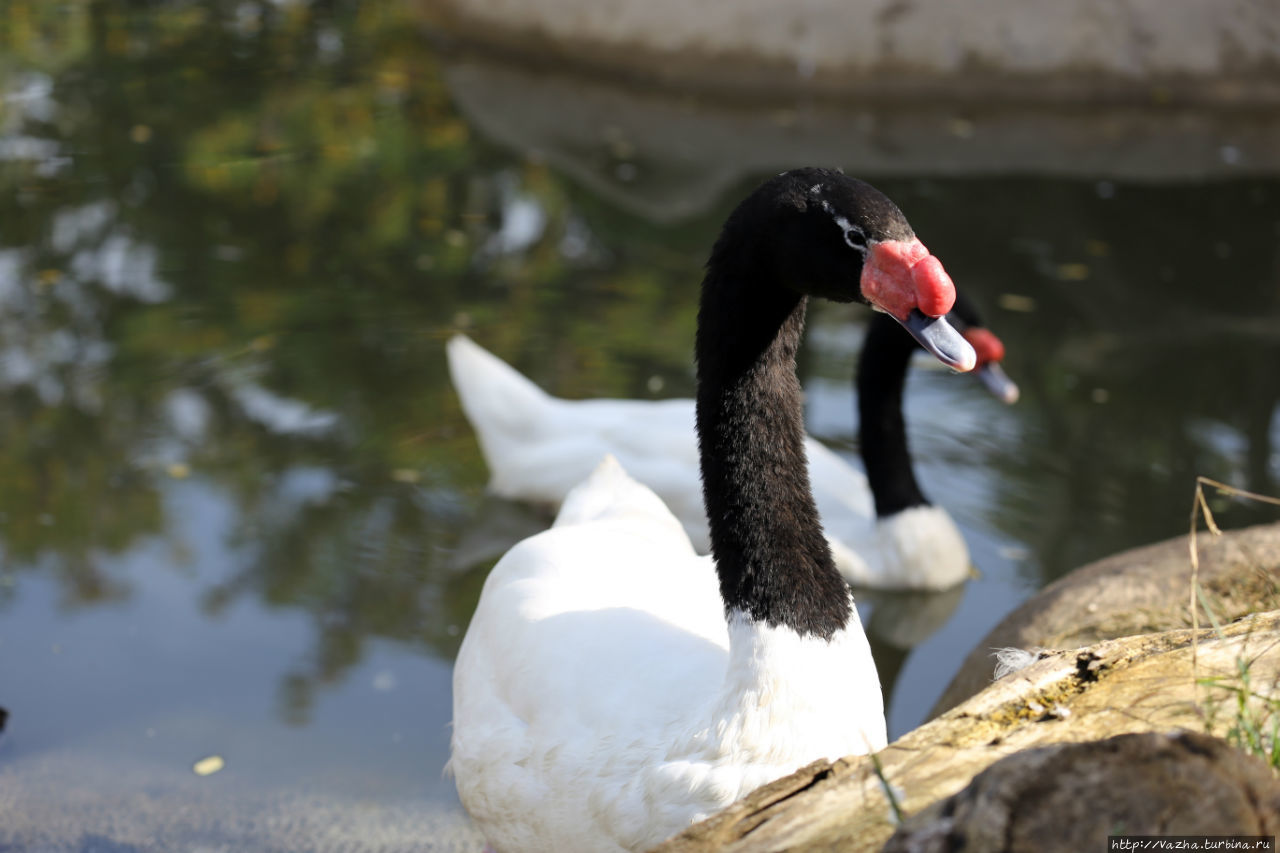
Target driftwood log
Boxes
[652,610,1280,853]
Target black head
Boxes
[710,168,974,371]
[715,168,915,305]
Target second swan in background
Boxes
[447,296,1016,590]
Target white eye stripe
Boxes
[820,200,868,254]
[819,198,870,252]
[842,229,868,253]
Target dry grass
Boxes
[1189,476,1280,772]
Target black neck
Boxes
[695,249,852,640]
[858,313,930,517]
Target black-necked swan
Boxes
[448,168,976,852]
[829,292,1016,587]
[446,299,1012,590]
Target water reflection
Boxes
[861,585,967,707]
[2,0,1280,846]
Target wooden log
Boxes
[652,610,1280,853]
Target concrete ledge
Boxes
[419,0,1280,106]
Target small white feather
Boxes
[991,647,1046,680]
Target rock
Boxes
[652,610,1280,853]
[931,521,1280,718]
[882,731,1280,852]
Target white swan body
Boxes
[447,334,968,589]
[449,457,885,852]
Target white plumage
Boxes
[449,456,885,852]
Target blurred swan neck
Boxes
[858,313,928,517]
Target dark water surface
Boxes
[2,1,1280,848]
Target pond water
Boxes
[2,2,1280,850]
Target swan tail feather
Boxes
[447,335,557,486]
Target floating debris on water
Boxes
[997,293,1036,313]
[1055,262,1090,281]
[193,755,225,776]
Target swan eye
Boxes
[820,200,868,254]
[843,228,867,251]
